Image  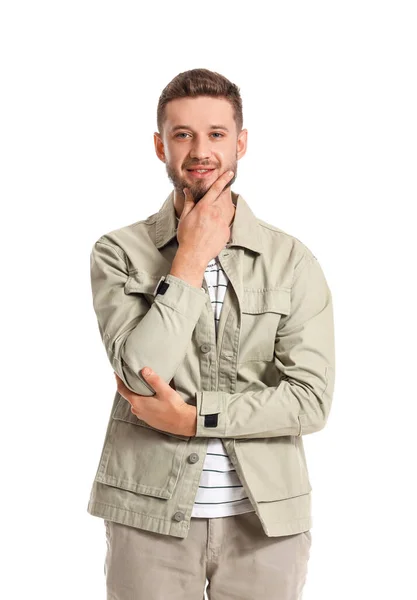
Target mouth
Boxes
[186,168,216,179]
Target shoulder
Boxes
[91,212,157,254]
[256,216,317,264]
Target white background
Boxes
[1,1,416,598]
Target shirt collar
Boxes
[154,189,263,255]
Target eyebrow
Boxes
[171,124,229,133]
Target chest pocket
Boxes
[238,287,291,362]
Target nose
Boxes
[189,135,213,161]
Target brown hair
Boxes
[157,68,243,137]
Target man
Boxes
[87,68,335,599]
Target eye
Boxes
[174,132,224,139]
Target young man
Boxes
[87,68,335,599]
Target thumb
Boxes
[141,367,169,393]
[180,188,195,220]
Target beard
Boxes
[165,156,238,202]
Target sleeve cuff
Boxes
[195,391,227,437]
[153,274,207,321]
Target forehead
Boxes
[165,96,234,131]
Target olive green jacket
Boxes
[86,189,336,538]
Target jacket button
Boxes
[188,453,199,464]
[200,344,211,353]
[173,511,185,522]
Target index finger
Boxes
[198,170,234,206]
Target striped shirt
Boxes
[175,213,255,518]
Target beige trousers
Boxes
[104,511,312,600]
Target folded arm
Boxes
[195,251,336,439]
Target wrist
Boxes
[184,405,197,437]
[170,251,206,288]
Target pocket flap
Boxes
[240,287,291,315]
[113,394,191,441]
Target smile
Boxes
[187,169,215,178]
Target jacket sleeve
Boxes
[195,252,336,439]
[90,239,207,395]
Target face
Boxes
[154,96,247,202]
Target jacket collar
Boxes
[154,189,263,255]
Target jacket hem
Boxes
[87,499,190,539]
[260,515,313,537]
[87,498,312,539]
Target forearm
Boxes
[194,372,334,439]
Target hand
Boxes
[178,169,235,263]
[114,368,196,437]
